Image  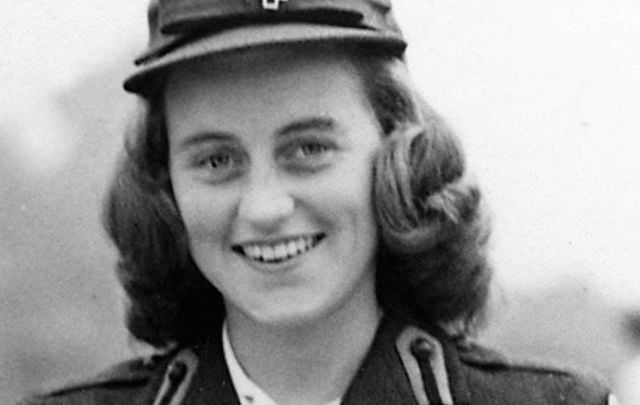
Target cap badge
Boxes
[262,0,288,11]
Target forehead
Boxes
[163,45,371,130]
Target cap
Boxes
[123,0,407,95]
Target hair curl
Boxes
[103,45,492,348]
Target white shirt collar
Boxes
[222,322,342,405]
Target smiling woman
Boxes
[166,47,381,333]
[19,0,614,404]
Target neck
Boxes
[225,286,381,405]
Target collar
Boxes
[222,323,276,405]
[167,315,469,404]
[222,322,341,405]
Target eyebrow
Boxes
[175,131,235,151]
[276,117,338,138]
[175,116,339,151]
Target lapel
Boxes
[342,316,418,404]
[175,316,470,405]
[340,316,472,405]
[181,321,241,405]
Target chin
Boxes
[244,300,333,329]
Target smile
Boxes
[233,234,325,264]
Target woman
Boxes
[22,0,613,404]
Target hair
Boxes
[103,44,492,348]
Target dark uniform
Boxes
[20,316,612,405]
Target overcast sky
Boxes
[2,0,639,307]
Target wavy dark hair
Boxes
[103,44,492,348]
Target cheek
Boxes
[317,154,378,236]
[172,181,234,245]
[341,151,377,209]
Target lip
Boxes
[231,232,326,269]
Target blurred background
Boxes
[1,0,639,403]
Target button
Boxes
[410,337,433,360]
[168,360,188,383]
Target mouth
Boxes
[232,234,325,264]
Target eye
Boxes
[296,142,332,158]
[193,148,246,182]
[280,138,337,172]
[205,153,233,169]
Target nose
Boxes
[237,172,295,231]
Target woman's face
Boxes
[165,47,381,327]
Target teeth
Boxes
[239,235,322,263]
[296,238,305,252]
[274,244,287,258]
[262,246,275,261]
[286,241,297,256]
[246,245,261,258]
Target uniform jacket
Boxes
[20,315,612,405]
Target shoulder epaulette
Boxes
[458,341,601,376]
[19,353,173,404]
[456,341,612,405]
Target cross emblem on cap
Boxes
[262,0,288,11]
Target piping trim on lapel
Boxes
[395,325,454,405]
[153,348,199,405]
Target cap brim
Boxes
[124,22,406,95]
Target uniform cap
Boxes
[124,0,407,95]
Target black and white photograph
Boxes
[2,0,638,403]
